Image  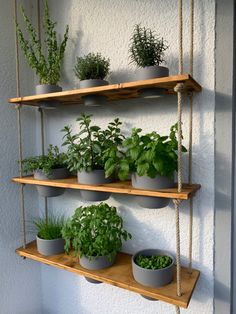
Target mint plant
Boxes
[15,0,69,85]
[135,255,172,270]
[61,114,125,173]
[129,24,168,67]
[62,203,131,260]
[33,214,66,240]
[22,145,68,177]
[105,123,187,181]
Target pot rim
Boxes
[132,249,175,272]
[36,235,64,242]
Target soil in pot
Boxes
[131,173,174,209]
[34,168,69,197]
[132,249,174,288]
[36,235,65,256]
[77,169,113,201]
[80,79,108,106]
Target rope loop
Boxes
[174,83,186,94]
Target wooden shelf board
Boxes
[12,176,201,200]
[8,74,201,106]
[16,241,200,308]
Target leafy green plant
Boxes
[22,145,68,177]
[62,203,131,259]
[105,123,187,181]
[33,215,66,240]
[129,24,168,67]
[15,0,69,85]
[74,53,110,80]
[61,114,124,173]
[135,254,172,270]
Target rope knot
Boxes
[174,83,186,94]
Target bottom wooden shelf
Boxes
[16,241,200,308]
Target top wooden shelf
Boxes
[8,74,201,106]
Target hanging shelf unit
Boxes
[16,241,200,309]
[8,74,201,106]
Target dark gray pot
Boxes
[35,84,62,95]
[80,79,108,106]
[131,173,174,208]
[77,169,113,201]
[36,235,65,256]
[34,168,69,197]
[132,249,175,288]
[136,66,169,98]
[80,254,116,270]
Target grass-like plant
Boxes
[34,215,66,240]
[22,145,68,177]
[74,53,110,81]
[129,24,168,67]
[15,0,69,85]
[135,255,172,270]
[105,124,187,181]
[62,203,131,260]
[61,113,124,173]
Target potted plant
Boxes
[33,214,66,256]
[22,145,69,197]
[62,113,124,201]
[105,124,187,208]
[62,203,131,283]
[74,53,110,106]
[132,249,174,288]
[129,24,168,97]
[15,0,69,95]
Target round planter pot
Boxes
[132,249,175,288]
[34,168,69,198]
[77,169,113,201]
[131,173,174,209]
[35,85,62,108]
[80,254,116,270]
[36,236,65,256]
[136,66,169,98]
[80,79,108,106]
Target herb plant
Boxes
[129,24,168,67]
[62,203,131,259]
[74,53,110,81]
[15,0,69,85]
[135,255,172,270]
[105,123,187,181]
[22,145,68,177]
[34,215,66,240]
[62,114,124,173]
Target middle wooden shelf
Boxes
[12,176,201,200]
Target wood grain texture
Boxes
[16,241,200,308]
[12,176,201,200]
[8,74,201,106]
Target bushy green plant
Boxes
[15,0,69,84]
[105,124,187,181]
[135,254,172,270]
[74,53,110,80]
[33,215,66,240]
[61,114,124,173]
[62,203,131,259]
[22,145,68,177]
[129,24,168,67]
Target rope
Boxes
[178,0,183,74]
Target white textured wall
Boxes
[0,1,42,314]
[39,1,215,313]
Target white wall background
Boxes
[39,1,216,314]
[0,1,42,313]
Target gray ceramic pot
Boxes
[132,249,175,288]
[77,169,113,201]
[34,168,69,197]
[131,173,174,208]
[136,66,169,98]
[80,254,116,270]
[80,79,108,106]
[35,84,62,95]
[36,235,65,256]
